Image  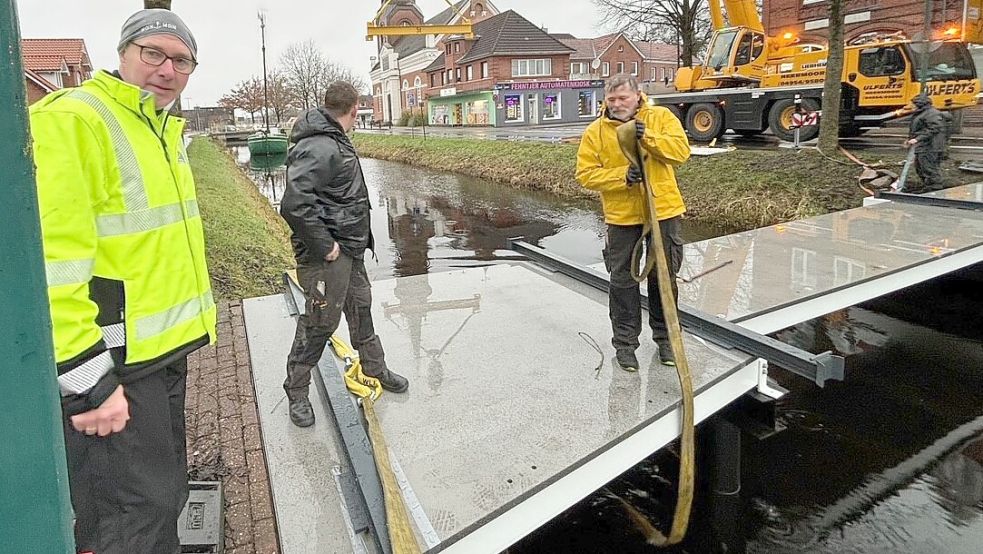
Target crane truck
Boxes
[651,0,982,142]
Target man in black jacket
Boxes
[280,81,408,428]
[905,94,947,193]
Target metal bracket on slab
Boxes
[508,239,845,387]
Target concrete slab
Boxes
[673,197,983,333]
[247,264,756,553]
[242,295,362,554]
[343,264,752,551]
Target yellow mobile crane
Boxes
[655,0,982,142]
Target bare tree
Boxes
[280,40,367,110]
[267,70,299,125]
[219,78,264,124]
[143,0,172,8]
[593,0,711,66]
[280,41,325,110]
[817,0,844,153]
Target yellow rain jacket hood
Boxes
[576,93,689,224]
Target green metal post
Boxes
[0,1,76,551]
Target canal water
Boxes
[236,148,983,553]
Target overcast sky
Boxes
[16,0,608,106]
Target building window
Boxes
[511,58,552,77]
[632,62,638,75]
[455,42,460,53]
[659,67,665,81]
[414,76,422,88]
[481,61,489,78]
[505,94,524,122]
[456,68,461,80]
[446,44,451,54]
[804,18,830,30]
[467,65,473,80]
[616,62,624,74]
[447,69,453,82]
[543,93,560,120]
[402,79,409,90]
[602,61,610,76]
[578,90,596,117]
[431,74,436,87]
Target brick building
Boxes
[21,38,92,104]
[369,0,500,124]
[423,10,604,126]
[559,33,679,89]
[764,0,968,45]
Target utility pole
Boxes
[0,1,76,551]
[259,11,270,132]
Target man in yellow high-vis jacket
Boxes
[576,74,690,372]
[29,9,215,553]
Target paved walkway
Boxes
[186,300,280,554]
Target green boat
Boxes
[247,12,289,158]
[247,131,288,156]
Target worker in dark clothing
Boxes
[280,81,408,428]
[906,94,947,192]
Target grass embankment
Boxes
[353,133,975,231]
[189,138,293,299]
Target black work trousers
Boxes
[62,359,189,554]
[914,151,945,192]
[285,253,388,401]
[604,218,684,352]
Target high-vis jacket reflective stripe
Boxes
[576,94,690,225]
[31,71,216,384]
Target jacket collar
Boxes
[87,70,170,129]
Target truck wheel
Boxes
[686,103,725,142]
[768,98,820,142]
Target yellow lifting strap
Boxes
[367,0,473,39]
[615,120,697,546]
[328,336,421,554]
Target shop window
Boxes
[466,99,490,125]
[505,94,524,122]
[578,90,596,117]
[543,93,561,120]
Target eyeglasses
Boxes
[132,43,197,75]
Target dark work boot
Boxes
[288,397,315,427]
[616,348,639,372]
[656,341,676,367]
[370,369,409,393]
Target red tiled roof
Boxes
[21,38,92,70]
[558,38,597,60]
[633,41,678,62]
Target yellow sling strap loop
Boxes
[615,120,696,546]
[327,336,420,553]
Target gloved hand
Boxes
[626,165,643,185]
[635,120,646,140]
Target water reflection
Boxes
[234,146,287,207]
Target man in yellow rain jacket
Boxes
[576,74,690,372]
[29,9,215,552]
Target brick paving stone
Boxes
[186,300,280,553]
